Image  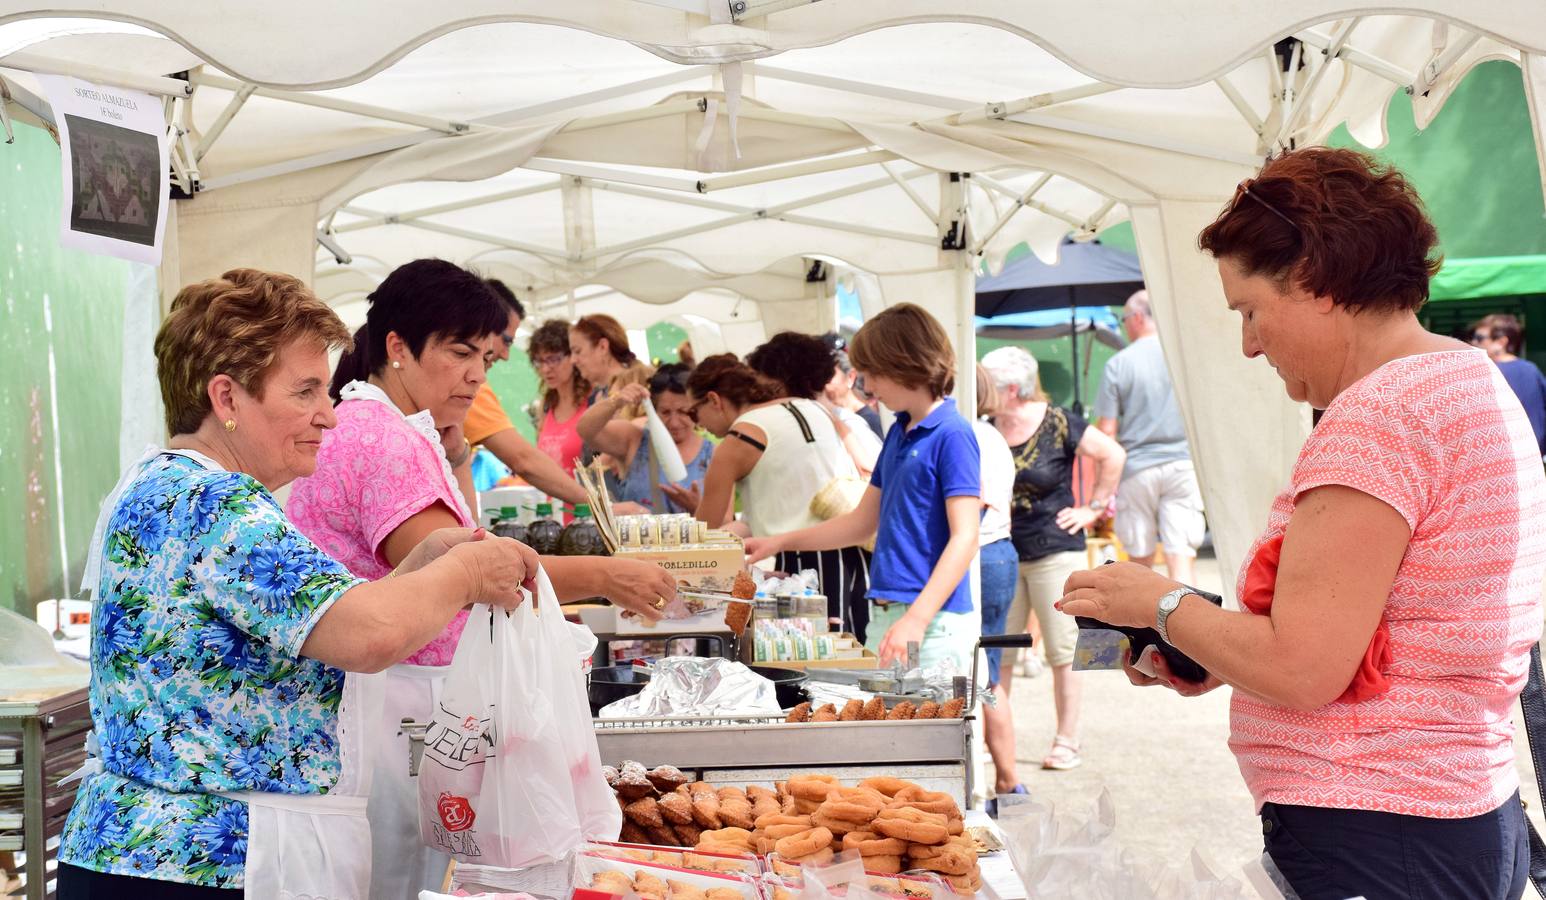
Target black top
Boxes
[1007,406,1088,561]
[856,405,884,440]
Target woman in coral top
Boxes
[1060,148,1546,899]
[528,318,591,475]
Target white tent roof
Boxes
[4,4,1546,599]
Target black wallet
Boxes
[1074,585,1223,683]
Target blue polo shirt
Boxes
[867,398,981,613]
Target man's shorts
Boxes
[1114,459,1205,559]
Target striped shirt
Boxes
[1230,350,1546,818]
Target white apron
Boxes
[81,447,382,899]
[337,382,475,900]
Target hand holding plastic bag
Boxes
[418,567,620,867]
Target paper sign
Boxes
[37,74,169,265]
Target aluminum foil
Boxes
[597,657,782,718]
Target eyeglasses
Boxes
[1471,332,1492,344]
[531,353,568,367]
[686,396,710,416]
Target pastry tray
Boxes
[591,714,972,770]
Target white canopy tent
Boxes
[4,4,1546,599]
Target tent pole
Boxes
[1069,294,1082,416]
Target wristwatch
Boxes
[1086,498,1108,512]
[1154,587,1190,645]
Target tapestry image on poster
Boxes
[63,114,159,247]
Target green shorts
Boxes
[865,601,981,673]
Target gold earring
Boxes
[391,360,402,369]
[223,419,237,432]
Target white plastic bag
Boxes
[418,567,621,867]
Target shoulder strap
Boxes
[1517,642,1546,892]
[782,401,816,443]
[727,429,767,452]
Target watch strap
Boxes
[1155,587,1189,645]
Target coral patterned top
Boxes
[1230,350,1546,818]
[288,384,475,666]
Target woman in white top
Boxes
[972,363,1028,805]
[669,351,873,641]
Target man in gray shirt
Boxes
[1094,290,1205,582]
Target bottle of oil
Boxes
[558,503,607,556]
[525,502,563,555]
[486,506,527,544]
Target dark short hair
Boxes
[746,332,838,400]
[330,259,506,398]
[849,303,955,397]
[528,319,590,411]
[484,277,525,320]
[1198,147,1441,313]
[649,362,692,400]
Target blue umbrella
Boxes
[976,239,1143,413]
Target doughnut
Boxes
[756,813,813,829]
[747,785,781,820]
[810,811,858,835]
[946,817,964,836]
[938,697,966,718]
[872,807,949,844]
[658,791,694,825]
[891,786,960,819]
[838,698,864,721]
[906,846,974,876]
[764,822,815,841]
[787,774,839,801]
[697,826,755,851]
[914,701,941,720]
[785,702,812,723]
[862,855,904,874]
[625,796,665,828]
[842,831,908,856]
[860,697,887,720]
[886,701,916,720]
[818,787,888,823]
[786,846,835,868]
[857,776,915,798]
[774,825,834,859]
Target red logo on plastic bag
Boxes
[437,792,476,832]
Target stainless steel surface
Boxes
[0,685,90,900]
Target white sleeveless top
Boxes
[734,398,857,536]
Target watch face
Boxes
[1160,593,1181,612]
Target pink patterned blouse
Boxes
[288,384,475,666]
[1230,350,1546,818]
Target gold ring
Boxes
[652,595,667,610]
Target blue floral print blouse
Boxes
[58,454,363,888]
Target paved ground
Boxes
[989,551,1546,881]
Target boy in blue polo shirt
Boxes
[746,304,981,670]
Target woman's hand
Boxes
[398,527,483,574]
[744,534,784,566]
[661,480,701,514]
[446,535,539,609]
[1123,648,1224,697]
[614,382,649,408]
[877,611,930,668]
[596,558,672,622]
[1053,505,1102,535]
[1057,560,1178,630]
[438,421,471,468]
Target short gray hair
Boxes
[1125,289,1151,318]
[981,346,1041,399]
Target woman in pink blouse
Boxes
[1060,149,1546,899]
[289,259,675,900]
[528,318,590,475]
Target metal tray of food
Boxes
[592,714,972,770]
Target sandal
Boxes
[1041,736,1082,771]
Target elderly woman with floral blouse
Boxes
[57,269,535,899]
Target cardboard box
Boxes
[614,540,746,594]
[753,633,880,670]
[579,605,731,637]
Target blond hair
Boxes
[155,269,351,435]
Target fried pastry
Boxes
[838,698,865,721]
